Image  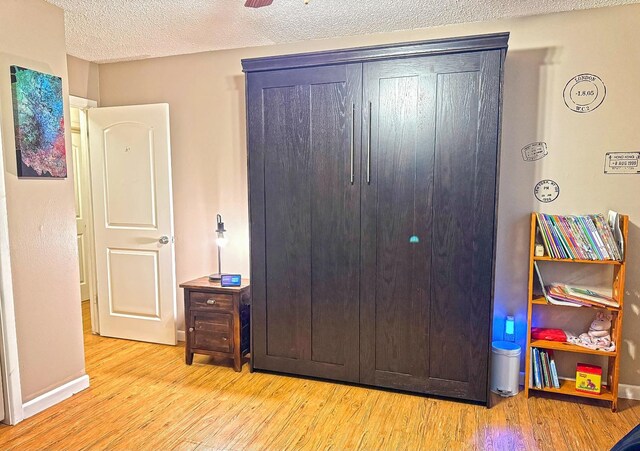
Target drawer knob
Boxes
[223,337,228,341]
[188,327,194,332]
[206,299,216,305]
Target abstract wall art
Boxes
[10,66,67,178]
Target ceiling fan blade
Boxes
[245,0,273,7]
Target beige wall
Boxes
[98,5,640,386]
[0,0,86,401]
[67,55,100,102]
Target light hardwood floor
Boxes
[0,302,638,450]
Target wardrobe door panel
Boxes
[247,64,362,382]
[429,71,480,383]
[429,51,502,402]
[375,76,424,376]
[309,81,357,367]
[263,85,311,360]
[361,51,502,402]
[360,59,437,392]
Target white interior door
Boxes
[71,108,91,302]
[88,104,177,345]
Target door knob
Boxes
[159,236,170,245]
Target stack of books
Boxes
[533,262,620,308]
[536,213,622,260]
[530,347,560,389]
[547,284,619,308]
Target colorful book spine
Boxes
[568,216,594,260]
[554,217,571,258]
[537,214,558,258]
[548,351,560,389]
[529,348,534,388]
[531,348,537,388]
[543,351,553,388]
[549,216,572,258]
[577,216,603,259]
[595,214,621,260]
[540,350,549,387]
[552,215,574,258]
[536,213,619,261]
[536,224,552,257]
[544,351,552,388]
[540,215,555,257]
[537,349,544,387]
[592,214,613,259]
[545,215,567,258]
[533,348,541,389]
[559,216,583,259]
[586,215,610,259]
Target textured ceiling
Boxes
[46,0,639,63]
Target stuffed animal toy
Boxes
[567,311,615,352]
[587,311,612,338]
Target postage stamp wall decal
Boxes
[563,73,606,113]
[604,152,640,174]
[534,179,560,203]
[521,142,548,161]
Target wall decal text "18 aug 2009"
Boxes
[563,73,606,113]
[534,180,560,203]
[604,152,640,174]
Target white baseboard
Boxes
[177,330,185,342]
[619,384,640,400]
[22,374,90,419]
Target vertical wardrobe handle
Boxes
[350,103,355,185]
[367,101,372,184]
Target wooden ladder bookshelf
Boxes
[524,213,628,411]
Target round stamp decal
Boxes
[534,180,560,203]
[563,73,606,113]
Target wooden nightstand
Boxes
[179,277,250,371]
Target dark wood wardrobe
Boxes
[242,33,508,404]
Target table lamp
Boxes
[209,213,228,281]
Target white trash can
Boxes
[490,341,521,397]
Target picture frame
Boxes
[10,65,67,178]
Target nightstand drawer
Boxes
[190,292,233,312]
[192,313,232,353]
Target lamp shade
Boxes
[216,232,228,248]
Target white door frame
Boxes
[0,96,24,425]
[69,96,99,334]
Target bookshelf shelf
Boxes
[525,212,628,412]
[529,339,617,357]
[533,256,622,265]
[529,379,613,401]
[530,296,621,312]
